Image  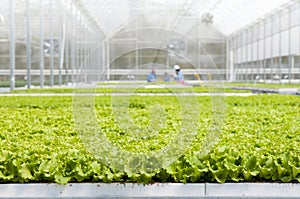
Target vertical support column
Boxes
[92,36,96,82]
[291,56,294,80]
[99,37,103,79]
[136,17,139,72]
[39,0,44,88]
[233,36,238,82]
[98,38,102,80]
[75,11,79,83]
[263,19,266,82]
[87,34,90,82]
[69,3,76,86]
[226,39,230,81]
[88,32,90,83]
[257,24,260,80]
[270,15,274,82]
[80,16,83,83]
[91,36,95,82]
[91,36,95,81]
[83,30,87,83]
[58,0,64,86]
[9,0,15,91]
[88,33,91,82]
[64,0,69,86]
[95,38,98,82]
[49,0,54,87]
[58,0,62,86]
[79,16,84,82]
[70,5,75,85]
[78,31,82,83]
[65,31,69,85]
[198,20,203,76]
[84,29,87,83]
[245,29,249,83]
[250,27,254,82]
[135,39,139,71]
[278,12,282,82]
[89,35,92,82]
[229,38,235,82]
[94,37,97,82]
[101,41,106,81]
[26,0,31,89]
[288,6,292,83]
[197,21,200,71]
[90,35,93,82]
[94,38,97,82]
[90,35,93,81]
[106,41,110,81]
[236,35,239,81]
[244,31,247,82]
[243,30,246,82]
[240,33,243,82]
[237,34,241,82]
[92,36,95,82]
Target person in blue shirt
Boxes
[174,65,185,84]
[147,68,156,82]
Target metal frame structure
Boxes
[0,0,299,90]
[230,0,300,83]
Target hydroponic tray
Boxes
[1,183,300,198]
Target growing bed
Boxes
[0,93,299,185]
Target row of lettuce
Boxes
[0,95,299,184]
[8,86,243,93]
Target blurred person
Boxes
[147,68,156,82]
[173,65,185,84]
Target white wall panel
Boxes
[242,46,247,62]
[258,40,264,60]
[236,48,242,63]
[246,44,251,62]
[265,37,271,58]
[291,26,300,55]
[252,42,258,60]
[272,34,280,57]
[280,30,289,56]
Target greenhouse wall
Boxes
[104,23,226,81]
[0,0,299,89]
[0,0,105,89]
[229,0,300,83]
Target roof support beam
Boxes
[72,0,105,39]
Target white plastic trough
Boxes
[1,183,300,198]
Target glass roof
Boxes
[0,0,294,40]
[80,0,293,37]
[207,0,293,35]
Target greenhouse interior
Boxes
[0,0,300,198]
[0,0,299,88]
